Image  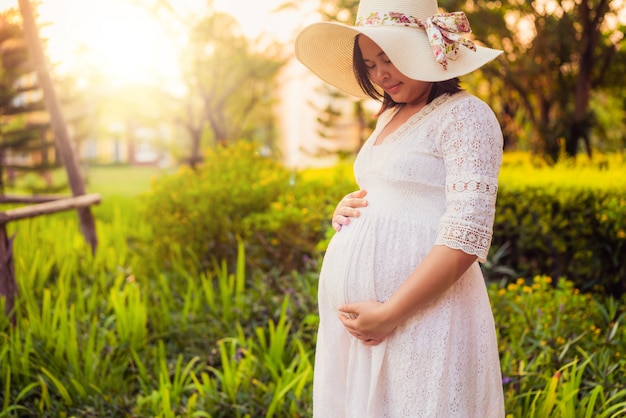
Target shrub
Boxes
[483,152,626,295]
[141,142,292,272]
[142,143,356,274]
[243,172,355,273]
[491,276,626,415]
[492,187,626,296]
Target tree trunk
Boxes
[186,124,203,168]
[568,0,609,158]
[18,0,98,253]
[0,226,17,325]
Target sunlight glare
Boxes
[39,0,179,86]
[213,0,314,43]
[0,0,318,89]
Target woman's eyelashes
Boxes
[366,58,392,71]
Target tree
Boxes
[181,12,285,162]
[301,84,365,161]
[303,0,374,159]
[17,0,98,252]
[0,7,50,193]
[441,0,625,160]
[133,0,287,167]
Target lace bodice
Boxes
[353,91,503,261]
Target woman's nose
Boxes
[376,64,390,80]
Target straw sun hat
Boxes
[294,0,503,98]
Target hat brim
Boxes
[295,22,503,99]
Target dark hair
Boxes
[353,35,463,115]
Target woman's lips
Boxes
[385,82,401,94]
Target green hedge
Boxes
[492,186,626,296]
[141,142,354,274]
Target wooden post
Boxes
[0,226,17,324]
[17,0,98,253]
[0,193,100,323]
[0,194,101,224]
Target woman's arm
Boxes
[332,189,368,231]
[338,245,477,345]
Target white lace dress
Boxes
[313,92,505,417]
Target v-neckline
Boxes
[373,103,424,147]
[371,93,452,147]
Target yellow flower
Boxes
[540,340,547,346]
[516,278,525,285]
[523,286,532,294]
[556,336,566,345]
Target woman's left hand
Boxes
[338,301,397,346]
[332,189,368,232]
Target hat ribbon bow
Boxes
[356,11,477,70]
[426,12,476,69]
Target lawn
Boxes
[3,164,170,199]
[85,165,173,197]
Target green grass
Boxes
[85,165,173,198]
[3,165,171,199]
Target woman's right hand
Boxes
[332,189,368,232]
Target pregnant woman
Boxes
[295,0,506,416]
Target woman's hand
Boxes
[338,300,397,346]
[332,189,368,232]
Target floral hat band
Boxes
[355,11,477,70]
[294,0,503,98]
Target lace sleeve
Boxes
[435,96,503,262]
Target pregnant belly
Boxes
[318,213,435,312]
[318,222,376,310]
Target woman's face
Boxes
[357,35,431,106]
